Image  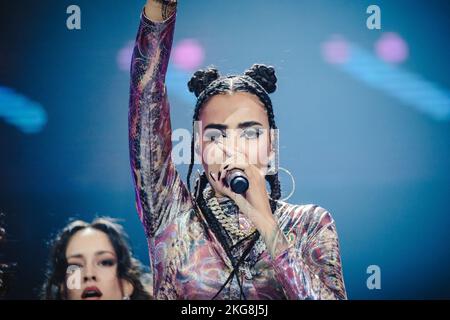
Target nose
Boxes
[83,275,97,282]
[222,130,242,154]
[83,274,97,282]
[83,265,97,282]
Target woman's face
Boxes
[198,92,274,196]
[64,228,131,300]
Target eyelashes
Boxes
[66,258,117,271]
[99,259,116,267]
[203,130,225,142]
[242,127,263,139]
[203,128,264,142]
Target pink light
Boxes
[321,35,350,65]
[117,41,134,72]
[375,32,409,64]
[172,39,205,71]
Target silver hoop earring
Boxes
[268,166,296,202]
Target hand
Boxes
[145,0,177,22]
[207,144,276,233]
[207,142,290,258]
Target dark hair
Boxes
[41,217,152,300]
[1,214,16,299]
[186,64,282,299]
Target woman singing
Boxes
[41,217,152,300]
[129,0,346,299]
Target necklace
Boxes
[202,184,256,240]
[202,183,269,281]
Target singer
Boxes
[129,0,347,299]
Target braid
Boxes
[195,173,234,257]
[186,123,196,192]
[194,173,261,266]
[266,173,281,212]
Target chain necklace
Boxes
[202,184,256,241]
[202,183,271,281]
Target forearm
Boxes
[145,0,177,22]
[129,8,178,237]
[259,218,290,259]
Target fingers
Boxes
[217,156,246,182]
[209,171,233,198]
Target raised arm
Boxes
[129,0,193,238]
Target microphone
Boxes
[225,168,249,194]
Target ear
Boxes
[121,279,134,299]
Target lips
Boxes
[81,286,103,300]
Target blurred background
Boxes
[0,0,449,299]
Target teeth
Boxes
[83,290,101,298]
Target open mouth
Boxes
[81,286,103,300]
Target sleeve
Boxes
[269,205,347,300]
[128,8,194,239]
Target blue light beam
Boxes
[0,86,47,134]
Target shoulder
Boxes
[274,201,336,241]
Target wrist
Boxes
[260,222,290,259]
[145,0,176,22]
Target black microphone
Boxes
[225,168,249,194]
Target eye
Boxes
[99,259,116,267]
[241,127,263,139]
[203,129,225,142]
[67,263,83,272]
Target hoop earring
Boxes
[268,166,296,202]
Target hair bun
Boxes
[244,64,277,94]
[187,67,220,97]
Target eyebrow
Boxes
[204,121,264,131]
[67,251,116,260]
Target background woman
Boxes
[41,217,152,300]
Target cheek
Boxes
[65,269,83,300]
[201,142,224,168]
[66,287,82,300]
[99,267,123,299]
[246,138,270,166]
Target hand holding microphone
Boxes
[207,143,287,259]
[225,168,249,194]
[207,141,273,217]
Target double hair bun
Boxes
[187,64,277,98]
